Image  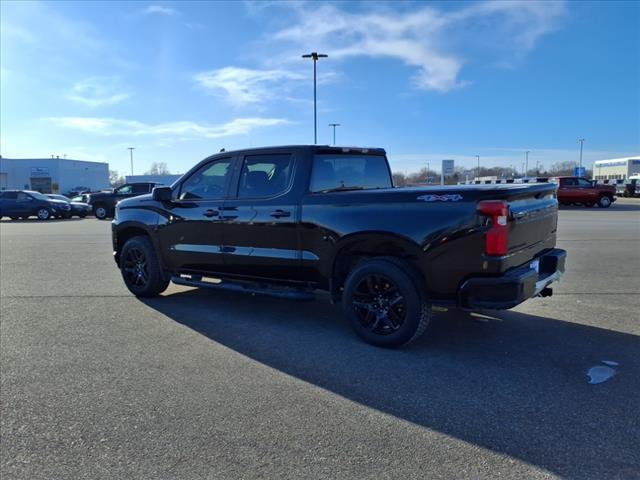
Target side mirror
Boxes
[152,186,173,202]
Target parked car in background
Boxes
[87,182,159,220]
[0,190,70,220]
[46,194,91,218]
[112,145,566,348]
[550,176,616,208]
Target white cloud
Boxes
[194,67,305,106]
[142,5,178,16]
[68,77,130,107]
[48,116,290,139]
[269,1,566,92]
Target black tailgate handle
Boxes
[203,209,219,218]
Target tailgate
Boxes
[481,183,559,272]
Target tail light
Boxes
[478,200,509,256]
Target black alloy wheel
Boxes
[119,236,170,297]
[122,247,149,289]
[343,258,431,348]
[352,273,407,335]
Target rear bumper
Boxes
[458,248,566,310]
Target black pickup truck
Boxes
[112,145,566,347]
[88,182,159,219]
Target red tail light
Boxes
[478,200,509,256]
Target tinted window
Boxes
[179,158,233,200]
[310,154,392,192]
[577,179,592,187]
[237,154,293,198]
[132,184,150,194]
[116,185,133,194]
[2,192,17,200]
[17,192,33,201]
[561,178,578,187]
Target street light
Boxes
[302,52,328,144]
[525,150,530,177]
[578,138,585,169]
[476,155,480,179]
[328,123,340,145]
[127,147,136,175]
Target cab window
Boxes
[310,154,392,192]
[115,185,133,195]
[132,184,150,194]
[237,154,293,198]
[179,158,233,200]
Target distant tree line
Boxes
[393,161,592,186]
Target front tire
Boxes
[94,205,109,220]
[120,236,169,297]
[598,195,612,208]
[37,208,50,220]
[342,258,431,348]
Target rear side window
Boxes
[237,154,293,198]
[179,158,233,200]
[2,192,17,200]
[132,184,150,194]
[310,154,392,192]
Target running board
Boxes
[171,275,315,301]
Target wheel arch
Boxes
[113,220,163,268]
[329,232,424,300]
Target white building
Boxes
[593,156,640,181]
[0,157,109,194]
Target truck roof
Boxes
[210,145,387,156]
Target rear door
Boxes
[157,156,236,274]
[219,151,302,280]
[558,177,579,202]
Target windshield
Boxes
[310,154,392,193]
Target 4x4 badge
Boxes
[417,194,463,202]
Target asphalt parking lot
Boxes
[1,200,639,480]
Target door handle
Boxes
[270,210,291,218]
[203,209,219,218]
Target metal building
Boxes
[593,157,640,181]
[124,174,181,186]
[0,157,109,194]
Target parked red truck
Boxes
[550,177,616,208]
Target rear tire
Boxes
[598,195,612,208]
[120,236,169,297]
[342,258,431,348]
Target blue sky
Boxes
[1,0,639,175]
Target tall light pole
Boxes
[578,138,585,169]
[127,147,135,175]
[476,155,480,179]
[525,150,530,177]
[302,52,328,144]
[426,161,430,184]
[328,123,340,145]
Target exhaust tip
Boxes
[540,287,553,298]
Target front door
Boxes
[220,152,302,280]
[157,156,236,274]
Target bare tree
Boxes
[109,169,125,187]
[145,162,171,175]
